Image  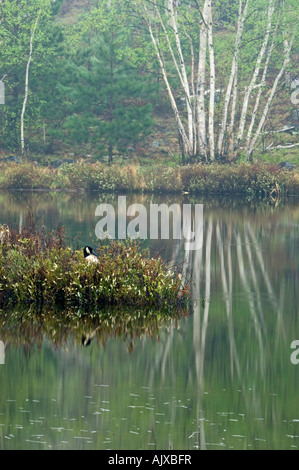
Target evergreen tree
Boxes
[62,30,154,162]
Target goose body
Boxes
[83,246,99,264]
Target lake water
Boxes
[0,191,298,450]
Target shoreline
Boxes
[0,161,298,198]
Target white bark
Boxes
[246,35,294,157]
[168,0,194,150]
[244,13,280,154]
[228,70,238,159]
[197,0,209,159]
[139,0,292,162]
[143,3,190,157]
[217,0,249,156]
[207,1,215,160]
[185,29,197,156]
[237,0,275,144]
[21,12,40,157]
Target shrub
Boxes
[0,222,189,312]
[142,165,182,192]
[181,162,299,197]
[56,162,96,190]
[1,163,54,189]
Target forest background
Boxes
[0,0,298,169]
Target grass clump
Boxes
[0,163,54,190]
[0,221,189,313]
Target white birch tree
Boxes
[21,11,41,157]
[197,0,209,159]
[237,0,275,145]
[207,0,215,160]
[0,0,52,155]
[217,0,249,158]
[132,0,297,162]
[141,0,192,160]
[246,34,295,158]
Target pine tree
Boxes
[63,30,154,162]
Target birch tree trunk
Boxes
[227,69,238,159]
[168,0,194,153]
[185,29,197,156]
[137,0,294,163]
[207,0,215,161]
[20,12,40,157]
[237,0,275,145]
[217,0,249,157]
[244,13,280,155]
[246,35,294,157]
[143,3,191,158]
[197,0,209,159]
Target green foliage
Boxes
[0,0,61,151]
[0,0,298,163]
[61,28,155,160]
[214,0,239,25]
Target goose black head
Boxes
[83,246,94,258]
[83,246,99,264]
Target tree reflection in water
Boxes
[0,192,298,449]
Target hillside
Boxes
[55,0,299,164]
[0,0,297,165]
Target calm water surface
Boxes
[0,191,298,450]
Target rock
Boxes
[127,147,136,153]
[279,161,294,170]
[50,158,75,168]
[151,140,168,148]
[2,155,21,164]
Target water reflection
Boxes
[0,191,298,449]
[0,305,183,354]
[184,209,298,449]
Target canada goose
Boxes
[83,245,99,264]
